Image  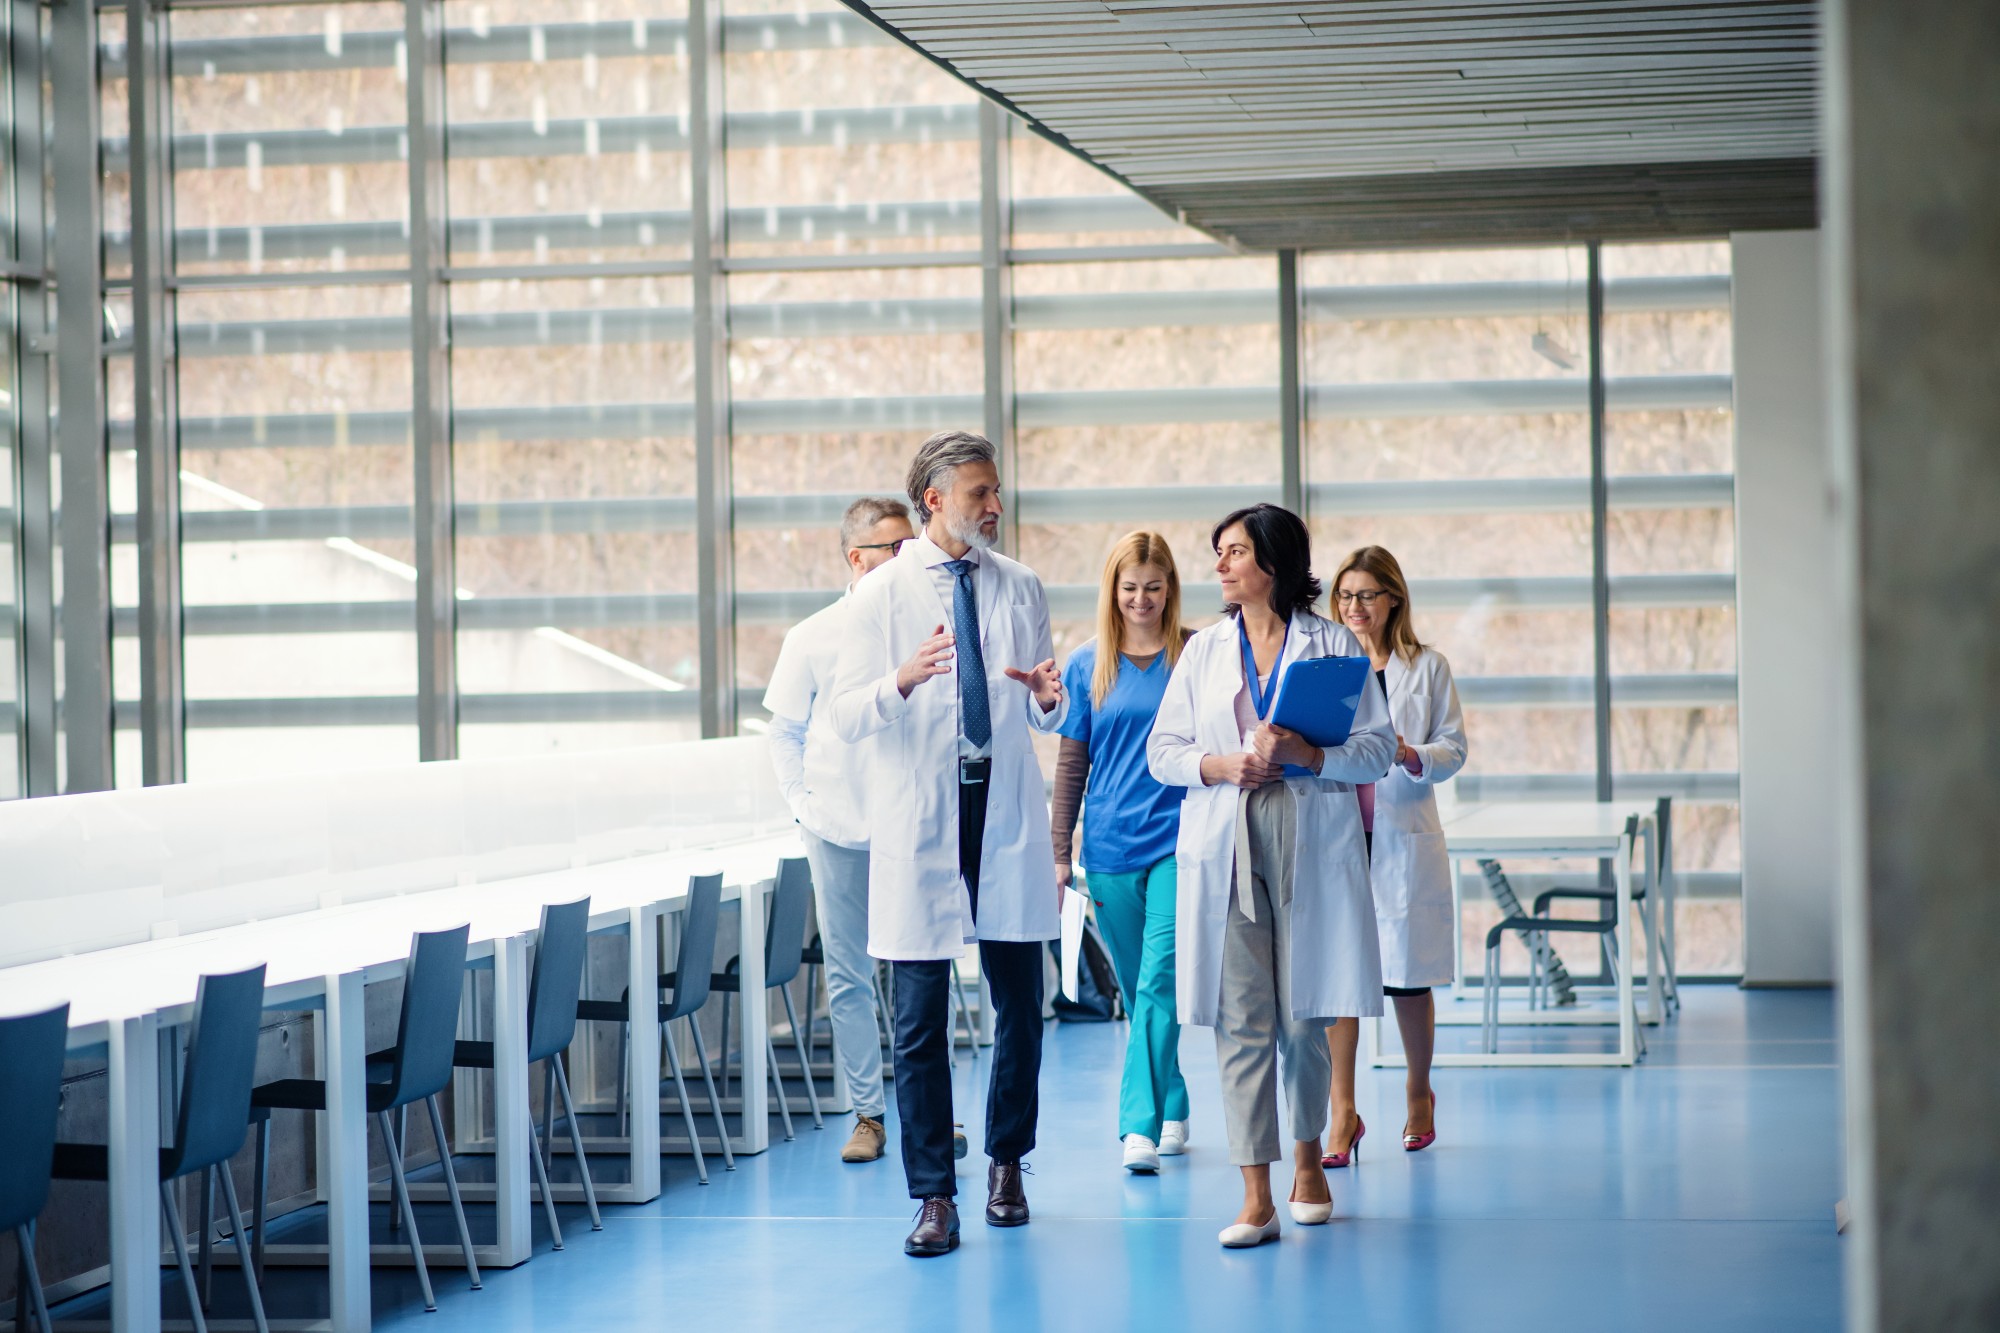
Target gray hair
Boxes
[838,495,912,553]
[905,430,997,524]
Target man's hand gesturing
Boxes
[896,625,955,698]
[1003,658,1063,713]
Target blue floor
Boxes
[62,985,1845,1331]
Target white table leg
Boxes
[322,970,371,1333]
[108,1013,162,1333]
[625,905,662,1200]
[736,879,770,1155]
[491,933,531,1265]
[1615,835,1637,1066]
[1641,818,1664,1026]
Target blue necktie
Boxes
[942,559,991,748]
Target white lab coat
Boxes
[1148,612,1398,1026]
[1368,648,1469,989]
[829,541,1069,961]
[762,591,871,851]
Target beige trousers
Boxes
[1215,782,1334,1165]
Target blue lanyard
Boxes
[1238,617,1287,721]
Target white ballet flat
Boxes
[1218,1212,1282,1248]
[1289,1197,1333,1225]
[1158,1120,1189,1156]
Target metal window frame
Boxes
[53,0,114,794]
[981,100,1017,552]
[10,0,57,798]
[408,0,456,762]
[1586,241,1615,805]
[689,0,732,738]
[1277,249,1305,513]
[129,0,185,786]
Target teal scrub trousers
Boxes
[1087,854,1190,1142]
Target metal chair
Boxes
[452,898,600,1250]
[576,874,733,1183]
[1528,814,1678,1013]
[53,967,271,1333]
[716,857,822,1140]
[250,926,477,1314]
[1,1004,70,1333]
[1481,917,1626,1055]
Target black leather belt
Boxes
[958,757,992,786]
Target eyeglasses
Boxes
[852,538,912,555]
[1335,589,1394,605]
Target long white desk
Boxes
[0,832,799,1333]
[1368,800,1659,1068]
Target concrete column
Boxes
[1731,230,1837,986]
[1823,2,2000,1329]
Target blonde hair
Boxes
[1093,532,1186,707]
[1331,545,1424,664]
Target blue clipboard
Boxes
[1269,655,1372,776]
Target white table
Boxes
[0,833,798,1333]
[1368,800,1658,1068]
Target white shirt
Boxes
[762,590,870,850]
[913,531,994,762]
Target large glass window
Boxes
[1304,246,1596,792]
[444,0,701,757]
[729,264,983,721]
[723,0,979,260]
[442,0,694,271]
[1602,239,1740,974]
[1011,252,1281,653]
[174,281,418,777]
[50,2,1751,975]
[450,274,701,755]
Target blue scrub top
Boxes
[1058,641,1182,875]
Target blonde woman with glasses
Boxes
[1323,546,1466,1166]
[1051,533,1194,1174]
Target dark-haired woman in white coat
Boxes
[1148,506,1396,1249]
[1323,546,1467,1164]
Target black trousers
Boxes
[891,761,1045,1199]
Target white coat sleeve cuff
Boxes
[869,671,910,725]
[1030,690,1069,733]
[1154,746,1206,790]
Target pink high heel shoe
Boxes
[1404,1093,1437,1152]
[1320,1116,1365,1169]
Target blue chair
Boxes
[452,898,601,1249]
[53,967,271,1333]
[1,1004,70,1333]
[716,857,823,1140]
[576,873,732,1184]
[250,926,476,1313]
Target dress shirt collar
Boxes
[914,530,983,570]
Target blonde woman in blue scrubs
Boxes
[1051,532,1193,1174]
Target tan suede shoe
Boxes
[841,1115,887,1163]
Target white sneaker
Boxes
[1121,1134,1161,1173]
[1158,1120,1189,1156]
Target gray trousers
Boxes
[1215,782,1334,1165]
[801,831,887,1119]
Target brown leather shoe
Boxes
[985,1160,1029,1227]
[903,1196,960,1257]
[841,1115,886,1163]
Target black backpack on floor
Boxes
[1048,921,1125,1023]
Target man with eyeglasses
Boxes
[762,495,916,1166]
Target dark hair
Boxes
[1211,504,1321,619]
